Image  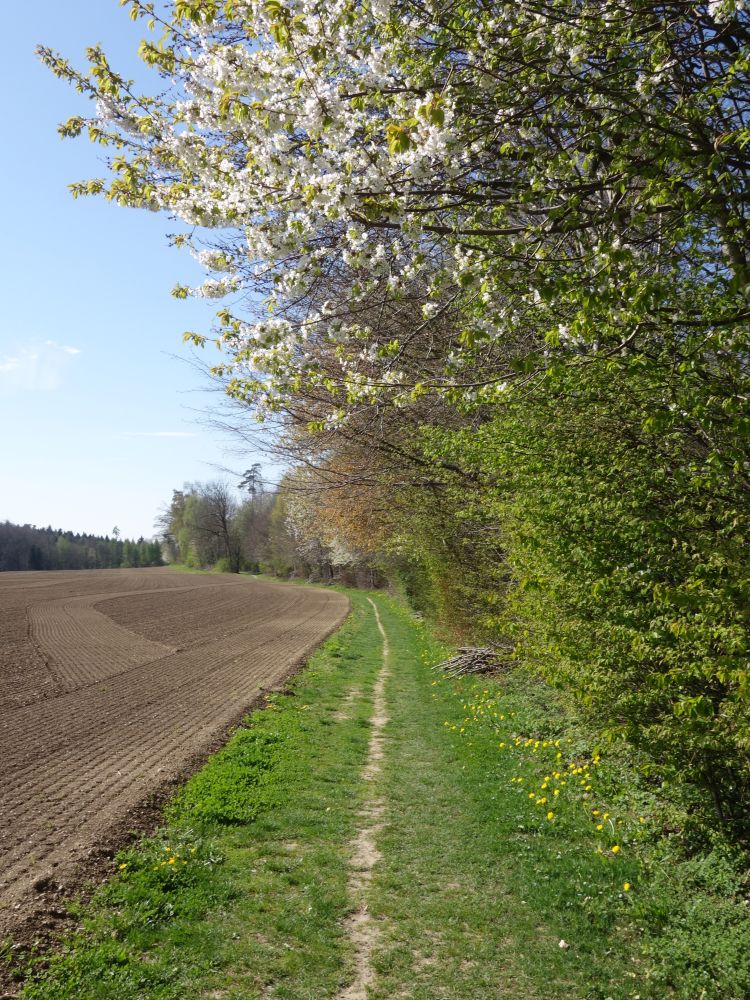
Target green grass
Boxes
[367,602,750,1000]
[12,591,750,999]
[362,601,637,1000]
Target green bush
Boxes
[414,359,750,838]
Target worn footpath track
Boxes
[0,568,348,946]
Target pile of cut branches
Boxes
[433,647,502,678]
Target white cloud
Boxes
[44,341,81,356]
[121,431,197,438]
[0,340,82,391]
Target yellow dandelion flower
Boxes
[623,882,631,892]
[611,845,620,854]
[596,824,603,831]
[118,863,128,870]
[547,811,554,820]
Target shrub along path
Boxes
[12,591,749,999]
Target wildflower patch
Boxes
[426,658,750,999]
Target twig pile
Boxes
[433,647,501,678]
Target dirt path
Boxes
[338,597,391,1000]
[0,569,348,952]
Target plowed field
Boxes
[0,568,348,948]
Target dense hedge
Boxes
[391,360,749,837]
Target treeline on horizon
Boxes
[157,468,382,589]
[0,521,163,572]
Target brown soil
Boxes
[0,567,348,980]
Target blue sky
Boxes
[0,2,266,539]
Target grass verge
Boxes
[10,590,750,999]
[371,601,750,1000]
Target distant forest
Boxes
[0,521,163,572]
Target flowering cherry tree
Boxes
[40,1,750,432]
